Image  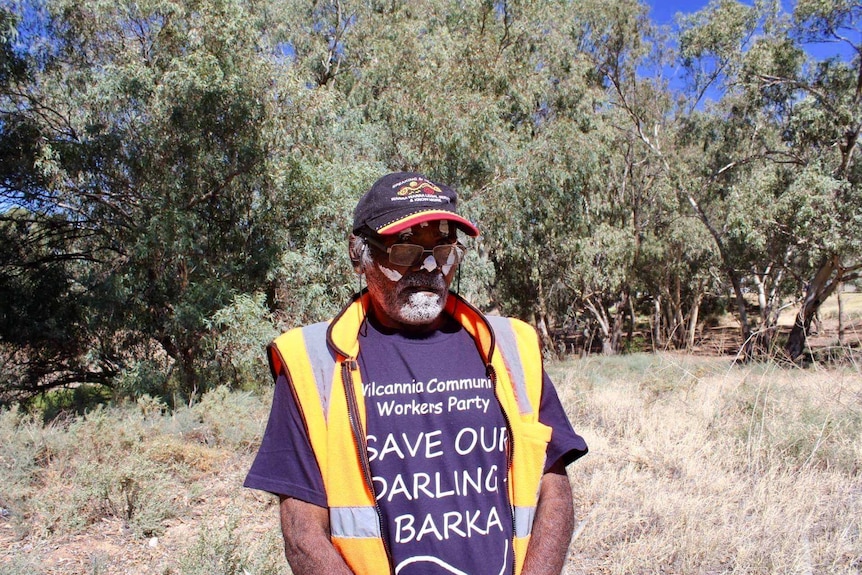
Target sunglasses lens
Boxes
[388,244,425,266]
[384,243,466,267]
[433,245,464,267]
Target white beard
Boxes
[399,292,444,325]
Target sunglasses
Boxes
[363,236,467,268]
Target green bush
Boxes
[114,359,174,403]
[41,454,176,536]
[178,512,290,575]
[25,385,112,422]
[200,292,278,393]
[178,513,246,575]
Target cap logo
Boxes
[396,179,443,197]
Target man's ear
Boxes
[348,234,366,274]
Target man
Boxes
[245,172,588,575]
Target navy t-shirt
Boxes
[359,316,512,575]
[245,314,588,574]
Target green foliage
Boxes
[60,454,177,536]
[25,385,112,421]
[190,386,265,451]
[2,0,294,400]
[201,293,278,392]
[1,0,860,404]
[793,0,861,43]
[114,358,174,401]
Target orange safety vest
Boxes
[267,291,552,575]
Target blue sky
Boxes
[643,0,858,62]
[645,0,712,26]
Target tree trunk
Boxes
[837,282,846,346]
[534,311,553,356]
[653,295,663,350]
[608,292,628,354]
[753,270,769,325]
[662,293,677,348]
[728,268,753,357]
[687,290,703,351]
[584,297,616,356]
[534,273,555,354]
[685,193,753,355]
[673,275,685,348]
[786,256,841,360]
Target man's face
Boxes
[363,222,460,332]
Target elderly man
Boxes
[245,172,588,575]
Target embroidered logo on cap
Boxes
[395,179,443,197]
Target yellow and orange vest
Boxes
[267,291,552,575]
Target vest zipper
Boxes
[341,358,396,574]
[487,362,517,575]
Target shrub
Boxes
[200,292,278,393]
[114,357,175,404]
[59,455,176,537]
[184,386,270,453]
[178,512,290,575]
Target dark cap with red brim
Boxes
[352,172,480,237]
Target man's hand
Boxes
[521,462,575,575]
[279,496,356,575]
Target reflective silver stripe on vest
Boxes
[330,506,381,539]
[486,315,532,416]
[301,321,336,418]
[514,505,536,538]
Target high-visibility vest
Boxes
[267,291,552,575]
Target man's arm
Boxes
[279,496,356,575]
[520,461,575,575]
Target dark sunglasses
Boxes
[363,236,467,268]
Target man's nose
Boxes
[419,253,438,272]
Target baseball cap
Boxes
[352,172,480,237]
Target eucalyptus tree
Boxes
[562,0,727,353]
[1,0,300,398]
[677,0,862,358]
[669,0,862,357]
[269,0,608,345]
[0,5,114,401]
[456,0,610,345]
[773,0,862,358]
[672,0,773,353]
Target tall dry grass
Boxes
[1,354,859,574]
[555,354,862,575]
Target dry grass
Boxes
[554,354,862,575]
[777,290,862,326]
[1,355,860,574]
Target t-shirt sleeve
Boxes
[539,371,588,472]
[243,373,328,507]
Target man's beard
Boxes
[398,291,445,325]
[393,273,448,325]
